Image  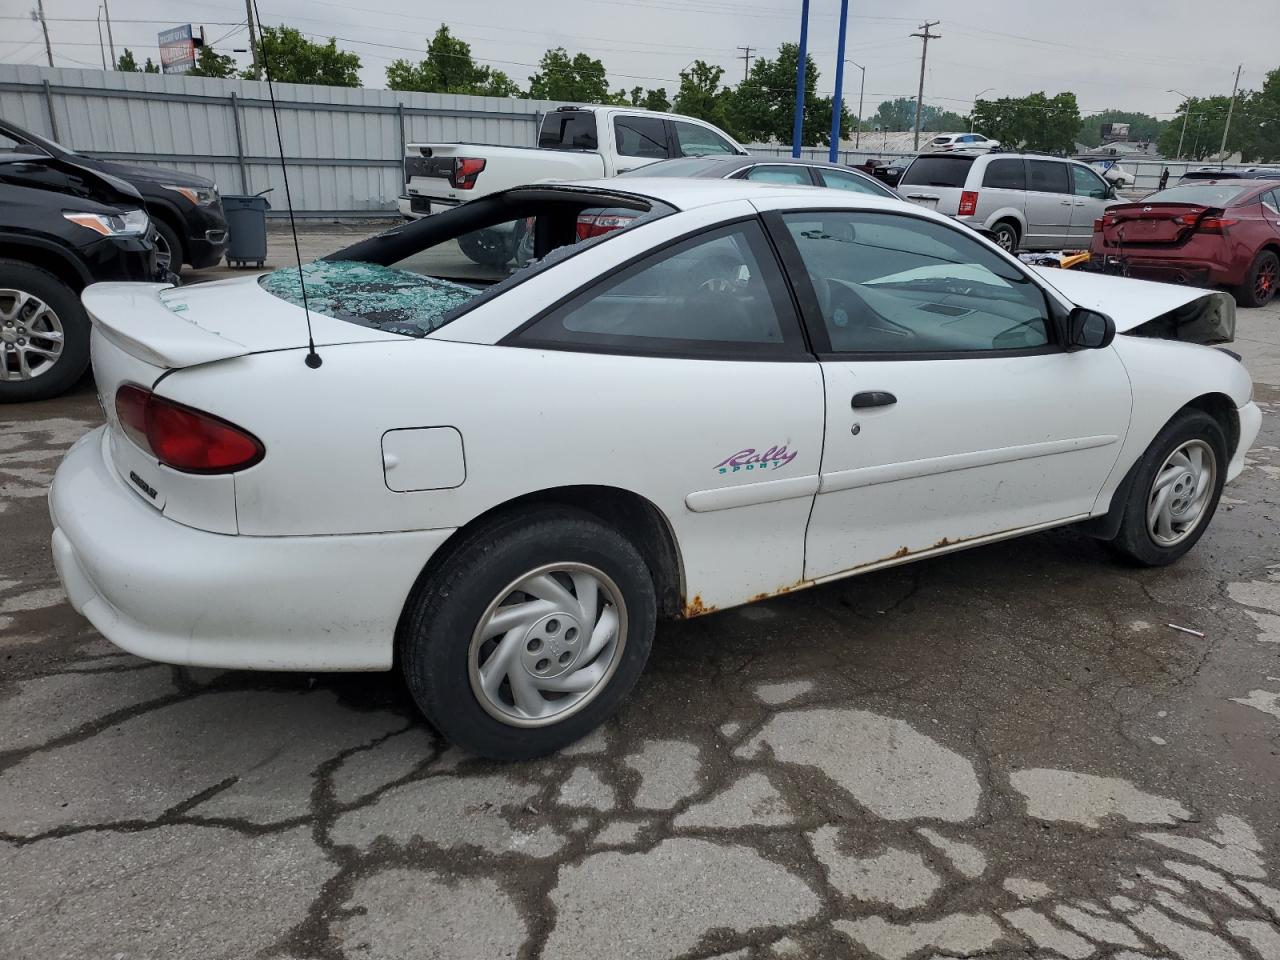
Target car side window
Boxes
[781,210,1051,355]
[743,165,812,185]
[1027,160,1071,194]
[1262,190,1280,215]
[614,116,670,159]
[1070,164,1109,199]
[0,133,24,153]
[982,158,1026,190]
[818,168,889,196]
[673,120,737,157]
[514,220,804,357]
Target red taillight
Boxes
[958,190,979,217]
[1092,218,1104,233]
[575,213,636,240]
[114,385,264,474]
[1197,217,1238,233]
[452,157,487,190]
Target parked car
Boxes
[898,151,1120,251]
[0,147,162,401]
[49,179,1257,759]
[399,105,746,223]
[618,154,897,197]
[866,159,908,188]
[1076,158,1136,187]
[0,118,228,273]
[1090,180,1280,307]
[923,133,1001,153]
[1179,166,1280,184]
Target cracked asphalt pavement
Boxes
[2,291,1279,959]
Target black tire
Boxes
[401,507,656,761]
[0,259,91,403]
[457,228,515,268]
[1234,249,1279,308]
[152,217,185,275]
[990,220,1020,253]
[1108,409,1227,567]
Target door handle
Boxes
[1060,199,1072,206]
[851,391,897,408]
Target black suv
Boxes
[0,118,228,273]
[1,146,163,402]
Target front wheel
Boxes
[0,259,90,403]
[1234,250,1279,308]
[401,508,656,760]
[1108,409,1227,567]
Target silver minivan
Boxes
[897,152,1119,251]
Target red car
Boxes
[1090,180,1280,307]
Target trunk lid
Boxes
[82,274,406,370]
[1100,202,1216,245]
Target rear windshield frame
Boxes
[538,110,599,151]
[899,154,976,188]
[1143,183,1255,206]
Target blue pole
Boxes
[791,0,809,158]
[829,0,849,162]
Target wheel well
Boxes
[992,217,1020,238]
[0,246,85,293]
[1186,392,1240,459]
[403,486,684,626]
[146,204,186,263]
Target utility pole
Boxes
[102,0,116,66]
[791,0,809,158]
[911,20,940,151]
[848,60,865,149]
[245,0,261,80]
[828,0,849,162]
[737,46,754,83]
[96,7,107,69]
[1219,63,1242,165]
[34,0,54,67]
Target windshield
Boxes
[618,157,727,178]
[899,155,975,187]
[16,126,77,156]
[1144,184,1253,206]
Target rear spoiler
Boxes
[82,282,251,369]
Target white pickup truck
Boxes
[397,105,747,220]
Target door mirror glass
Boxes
[1068,307,1115,349]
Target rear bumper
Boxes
[49,426,455,671]
[1088,243,1243,288]
[397,194,460,220]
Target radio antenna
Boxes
[251,0,321,369]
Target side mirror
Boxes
[1106,185,1118,200]
[1068,306,1116,350]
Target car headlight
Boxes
[63,208,150,237]
[162,184,219,206]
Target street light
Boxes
[1168,88,1193,160]
[845,59,866,149]
[971,87,994,132]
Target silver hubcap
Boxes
[0,289,64,382]
[1148,439,1216,546]
[154,232,173,273]
[468,563,626,727]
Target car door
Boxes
[756,201,1132,581]
[509,212,826,609]
[1024,160,1074,248]
[976,157,1028,228]
[1068,163,1112,244]
[611,114,674,174]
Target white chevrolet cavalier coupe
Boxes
[49,179,1260,759]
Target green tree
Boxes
[188,45,238,79]
[1158,95,1234,160]
[142,57,160,74]
[386,25,520,97]
[1075,109,1166,148]
[872,97,917,132]
[115,49,139,72]
[247,26,361,87]
[728,44,849,146]
[923,109,967,132]
[528,47,611,103]
[970,92,1081,153]
[1236,71,1280,163]
[673,61,736,135]
[628,86,670,112]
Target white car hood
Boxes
[1030,266,1236,342]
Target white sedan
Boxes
[50,179,1260,759]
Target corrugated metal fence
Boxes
[0,65,567,217]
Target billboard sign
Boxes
[158,24,196,74]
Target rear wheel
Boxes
[457,228,515,268]
[401,507,656,760]
[1235,250,1279,308]
[1108,409,1226,567]
[152,218,184,276]
[0,260,90,403]
[990,220,1019,252]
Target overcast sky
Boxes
[7,0,1275,119]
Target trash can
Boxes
[222,191,271,269]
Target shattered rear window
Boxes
[260,261,480,338]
